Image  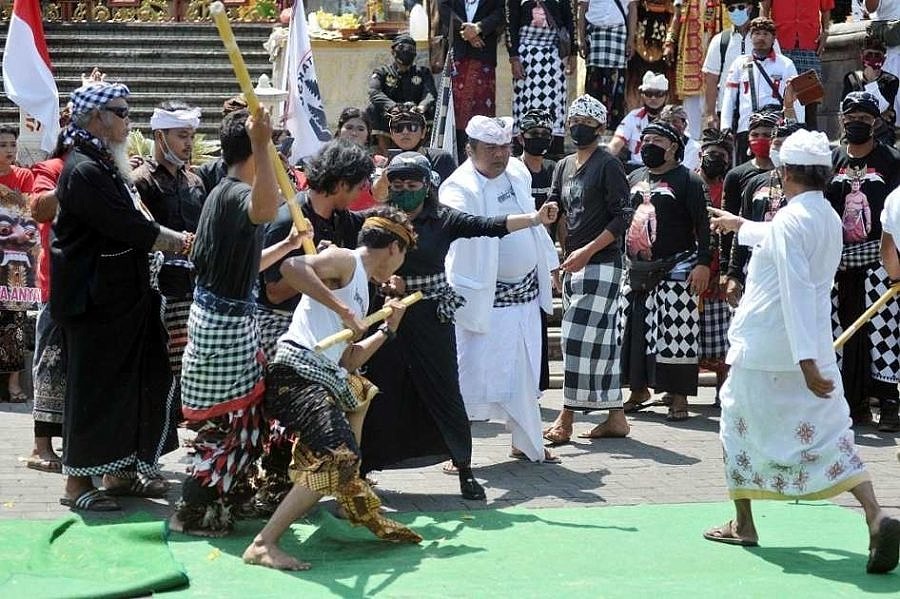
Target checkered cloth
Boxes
[402,271,466,323]
[700,297,731,360]
[620,279,700,363]
[783,49,823,78]
[493,267,539,307]
[839,240,880,270]
[513,26,567,135]
[256,307,292,363]
[70,81,131,116]
[271,340,361,412]
[561,262,623,410]
[180,286,264,420]
[866,265,900,383]
[587,24,628,69]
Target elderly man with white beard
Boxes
[52,82,191,511]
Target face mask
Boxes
[569,124,599,147]
[728,7,750,27]
[640,143,668,168]
[523,136,551,156]
[844,121,874,144]
[863,57,885,71]
[749,138,771,159]
[769,148,782,168]
[395,49,416,66]
[700,154,729,179]
[389,187,428,212]
[158,132,186,169]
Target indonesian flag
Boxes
[2,0,60,152]
[283,0,331,163]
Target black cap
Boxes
[841,91,880,117]
[392,33,416,49]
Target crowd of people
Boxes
[2,0,900,576]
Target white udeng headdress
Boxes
[465,115,514,145]
[780,130,832,167]
[150,107,201,131]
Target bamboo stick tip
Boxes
[209,1,226,15]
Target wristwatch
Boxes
[378,324,396,342]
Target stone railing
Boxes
[0,0,288,22]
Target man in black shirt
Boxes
[621,121,711,422]
[542,96,631,445]
[172,108,310,536]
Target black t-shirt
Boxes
[195,157,227,197]
[826,143,900,246]
[727,169,786,283]
[626,165,712,265]
[424,148,457,186]
[525,157,556,209]
[191,176,264,300]
[551,148,630,264]
[721,159,769,265]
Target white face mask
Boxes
[770,148,781,168]
[729,7,750,27]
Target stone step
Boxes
[40,22,274,36]
[43,47,271,61]
[47,77,256,95]
[48,63,271,79]
[46,33,271,48]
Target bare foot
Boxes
[243,538,311,571]
[578,420,631,439]
[168,513,229,538]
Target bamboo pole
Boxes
[833,283,900,350]
[209,1,316,256]
[314,292,424,352]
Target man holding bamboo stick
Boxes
[170,107,310,536]
[243,207,422,571]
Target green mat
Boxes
[163,502,898,598]
[0,515,188,599]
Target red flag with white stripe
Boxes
[2,0,60,152]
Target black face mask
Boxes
[395,49,416,66]
[523,136,551,156]
[569,124,599,147]
[700,154,729,179]
[844,121,874,144]
[640,143,668,168]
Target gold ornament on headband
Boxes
[363,216,417,248]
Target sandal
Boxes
[868,517,900,574]
[104,475,170,498]
[542,426,571,446]
[623,391,651,413]
[441,461,458,475]
[509,449,561,464]
[60,488,121,512]
[26,456,62,473]
[702,521,758,547]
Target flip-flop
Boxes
[542,427,571,446]
[702,521,758,547]
[26,456,62,473]
[577,429,628,439]
[441,461,458,475]
[623,399,650,414]
[104,476,170,498]
[60,488,121,512]
[509,450,562,464]
[867,517,900,574]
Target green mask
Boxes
[389,187,428,212]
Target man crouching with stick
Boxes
[243,207,422,571]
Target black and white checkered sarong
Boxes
[839,240,880,270]
[512,25,567,135]
[272,340,360,411]
[494,268,540,307]
[402,271,466,323]
[587,23,627,69]
[257,307,292,363]
[700,297,731,360]
[619,280,699,363]
[562,262,623,410]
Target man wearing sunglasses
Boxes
[386,103,457,185]
[608,70,669,172]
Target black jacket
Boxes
[439,0,507,66]
[505,0,574,59]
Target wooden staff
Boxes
[833,283,900,350]
[209,1,316,256]
[314,292,424,353]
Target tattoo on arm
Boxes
[152,226,185,253]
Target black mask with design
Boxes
[700,154,729,179]
[844,121,874,144]
[640,144,668,168]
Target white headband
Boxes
[150,107,201,131]
[466,115,514,145]
[780,130,832,167]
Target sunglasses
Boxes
[102,105,129,119]
[863,51,885,60]
[727,3,750,11]
[391,122,422,133]
[641,90,666,99]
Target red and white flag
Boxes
[2,0,59,152]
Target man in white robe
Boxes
[705,130,900,574]
[441,115,561,463]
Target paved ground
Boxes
[2,386,898,523]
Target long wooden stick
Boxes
[209,1,316,256]
[833,283,900,350]
[314,292,424,353]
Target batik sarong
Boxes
[562,262,623,411]
[32,304,66,428]
[452,57,496,126]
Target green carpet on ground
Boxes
[0,514,188,598]
[162,502,898,598]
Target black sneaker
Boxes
[459,476,486,501]
[878,410,900,433]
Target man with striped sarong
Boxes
[133,101,206,419]
[543,95,631,445]
[170,107,311,536]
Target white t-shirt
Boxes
[683,137,701,172]
[582,0,630,28]
[882,187,900,237]
[720,51,805,133]
[482,173,538,282]
[702,28,782,112]
[465,0,479,23]
[875,0,900,20]
[281,249,370,365]
[612,107,653,165]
